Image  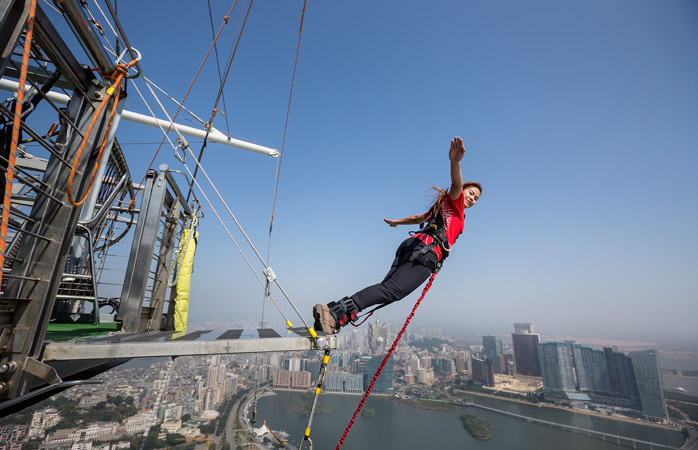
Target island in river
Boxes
[460,413,493,440]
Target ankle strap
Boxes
[329,297,359,327]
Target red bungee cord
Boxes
[335,272,438,450]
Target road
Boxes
[225,393,268,450]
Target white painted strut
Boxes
[0,78,279,157]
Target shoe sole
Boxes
[313,304,337,334]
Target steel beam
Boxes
[42,335,337,360]
[0,0,30,77]
[32,4,93,95]
[116,170,166,332]
[2,82,120,400]
[0,78,279,156]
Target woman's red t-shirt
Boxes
[411,192,465,261]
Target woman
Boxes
[313,136,482,333]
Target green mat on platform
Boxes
[45,322,119,342]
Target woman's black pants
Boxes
[351,238,436,311]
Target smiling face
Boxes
[464,185,481,209]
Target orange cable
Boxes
[66,60,137,206]
[0,0,37,286]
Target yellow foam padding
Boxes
[315,387,321,394]
[305,428,311,437]
[322,355,330,364]
[286,320,293,328]
[174,229,198,332]
[308,327,317,338]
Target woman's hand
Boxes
[449,136,465,163]
[385,213,428,227]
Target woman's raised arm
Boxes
[449,136,465,200]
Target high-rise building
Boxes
[484,359,495,387]
[369,320,388,354]
[538,342,576,397]
[286,357,301,372]
[512,323,541,377]
[483,335,504,373]
[305,360,322,383]
[514,323,535,333]
[630,350,667,420]
[433,358,456,377]
[359,355,394,394]
[579,346,612,394]
[536,341,665,420]
[455,355,467,374]
[471,357,485,383]
[604,347,640,406]
[471,357,495,387]
[325,372,363,394]
[570,343,586,391]
[407,355,420,376]
[273,370,312,390]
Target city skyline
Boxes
[0,314,698,450]
[190,316,692,354]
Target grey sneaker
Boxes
[313,304,337,333]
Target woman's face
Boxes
[464,186,481,209]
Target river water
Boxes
[254,391,685,450]
[664,374,698,396]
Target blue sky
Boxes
[56,1,697,348]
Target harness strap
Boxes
[408,213,450,272]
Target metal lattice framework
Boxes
[0,0,334,416]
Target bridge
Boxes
[452,399,682,450]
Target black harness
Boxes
[409,212,452,272]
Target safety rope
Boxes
[253,1,309,426]
[179,140,315,331]
[206,0,231,136]
[138,0,241,189]
[207,0,253,127]
[268,0,307,238]
[66,57,138,206]
[131,77,300,331]
[299,349,331,450]
[187,0,253,199]
[335,272,438,450]
[0,0,37,287]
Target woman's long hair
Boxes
[427,181,482,217]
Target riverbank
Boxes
[456,390,678,431]
[392,397,456,412]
